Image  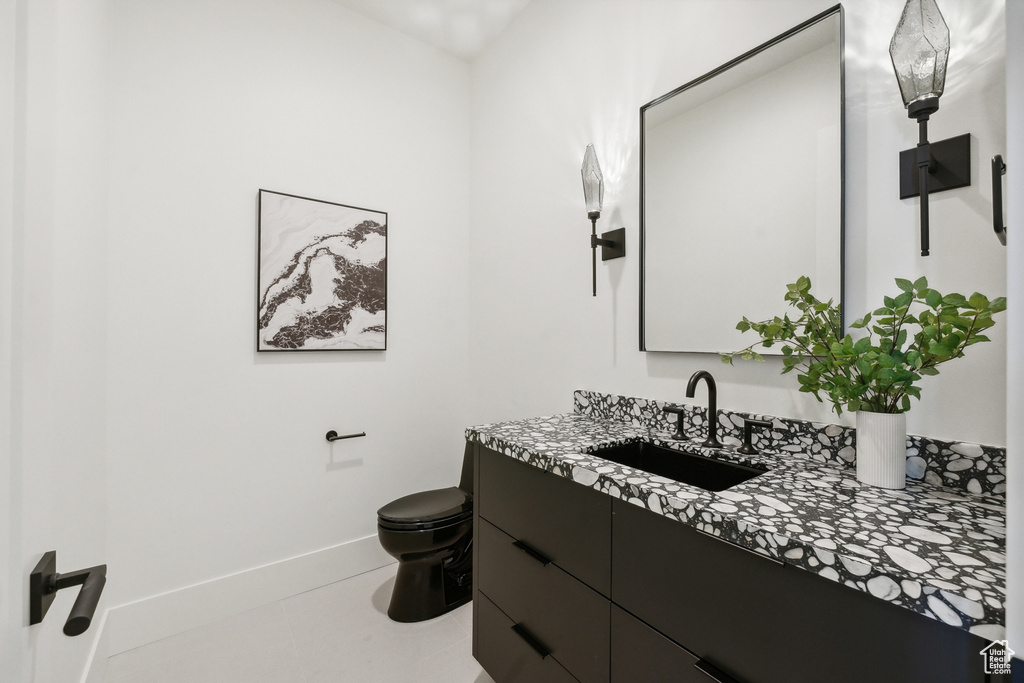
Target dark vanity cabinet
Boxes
[613,498,990,683]
[610,604,705,682]
[474,443,611,682]
[472,443,992,683]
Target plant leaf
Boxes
[723,275,1003,420]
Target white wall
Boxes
[101,0,472,628]
[4,0,111,679]
[5,0,1016,679]
[1005,0,1022,660]
[468,0,1007,446]
[1,0,17,677]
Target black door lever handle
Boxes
[30,551,107,636]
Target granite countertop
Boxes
[466,411,1006,641]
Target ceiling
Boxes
[329,0,532,61]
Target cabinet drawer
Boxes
[612,498,987,683]
[474,592,578,683]
[478,518,610,683]
[611,605,706,683]
[477,445,611,595]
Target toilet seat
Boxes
[377,487,472,531]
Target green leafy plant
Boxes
[720,275,1005,415]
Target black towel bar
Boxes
[326,430,366,442]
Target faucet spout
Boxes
[686,370,723,449]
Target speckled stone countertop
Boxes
[465,393,1007,641]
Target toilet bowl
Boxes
[376,446,474,623]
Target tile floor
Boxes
[102,564,494,683]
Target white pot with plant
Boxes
[722,276,1005,489]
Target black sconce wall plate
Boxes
[598,228,626,260]
[899,133,971,199]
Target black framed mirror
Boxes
[640,5,845,353]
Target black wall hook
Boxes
[30,551,107,636]
[993,154,1007,246]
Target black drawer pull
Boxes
[511,623,551,659]
[512,539,552,566]
[695,528,785,567]
[694,658,741,683]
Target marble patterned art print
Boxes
[257,190,387,351]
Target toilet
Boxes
[376,445,473,623]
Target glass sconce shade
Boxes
[581,144,604,217]
[889,0,949,109]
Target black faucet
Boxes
[686,370,723,449]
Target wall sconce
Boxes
[889,0,970,257]
[581,144,625,296]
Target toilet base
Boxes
[376,487,474,624]
[387,555,471,623]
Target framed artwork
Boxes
[257,189,387,351]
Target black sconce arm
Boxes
[916,132,932,257]
[898,128,972,257]
[588,217,626,297]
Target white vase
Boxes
[855,411,907,489]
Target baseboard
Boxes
[81,535,392,680]
[81,609,110,683]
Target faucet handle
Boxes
[738,419,773,455]
[662,405,686,440]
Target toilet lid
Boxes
[377,487,472,527]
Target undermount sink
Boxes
[588,441,768,492]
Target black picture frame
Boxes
[256,189,387,351]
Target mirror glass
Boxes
[641,7,844,353]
